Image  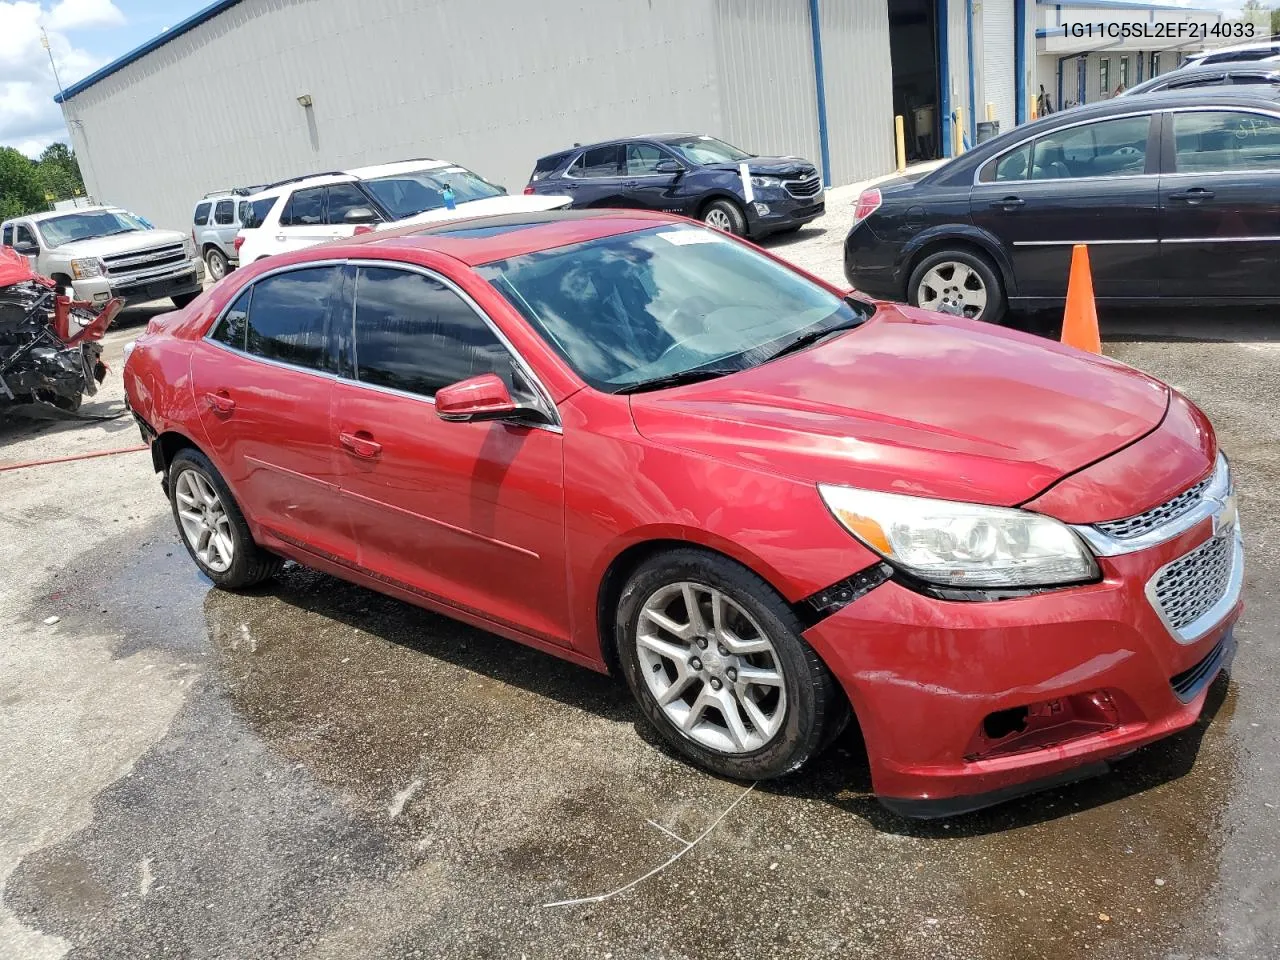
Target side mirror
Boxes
[13,240,38,256]
[654,159,683,175]
[436,374,520,423]
[343,207,379,225]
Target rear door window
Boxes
[571,145,622,178]
[280,187,325,227]
[194,202,211,226]
[980,142,1033,182]
[352,266,513,397]
[214,200,234,225]
[245,266,342,371]
[1030,115,1150,179]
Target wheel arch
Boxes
[899,226,1018,300]
[152,428,204,490]
[696,191,747,220]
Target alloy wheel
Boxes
[704,208,733,232]
[636,581,787,754]
[174,469,235,573]
[917,260,988,319]
[206,250,227,281]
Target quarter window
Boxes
[280,187,325,227]
[1030,115,1150,180]
[1173,111,1280,173]
[214,200,234,225]
[210,288,251,349]
[194,202,211,226]
[353,267,512,398]
[244,267,340,371]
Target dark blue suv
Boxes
[524,135,824,239]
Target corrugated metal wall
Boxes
[981,0,1016,132]
[711,0,821,170]
[63,0,725,230]
[819,0,895,184]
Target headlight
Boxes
[184,237,197,258]
[70,258,102,280]
[818,485,1099,589]
[750,175,782,188]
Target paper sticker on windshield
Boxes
[657,230,726,245]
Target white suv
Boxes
[235,159,572,264]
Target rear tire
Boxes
[702,199,747,237]
[907,248,1006,324]
[205,247,229,282]
[168,449,284,590]
[615,548,845,780]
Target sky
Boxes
[0,0,207,157]
[0,0,1269,159]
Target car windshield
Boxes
[662,136,752,165]
[38,210,148,246]
[362,167,504,219]
[479,224,871,392]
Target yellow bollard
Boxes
[954,106,966,155]
[986,102,996,122]
[894,115,907,173]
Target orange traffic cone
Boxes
[1061,244,1101,354]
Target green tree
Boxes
[34,142,86,204]
[0,148,45,220]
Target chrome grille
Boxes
[784,175,822,199]
[1152,535,1234,633]
[1096,474,1212,540]
[102,243,187,277]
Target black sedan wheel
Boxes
[908,249,1006,324]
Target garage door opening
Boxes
[889,0,941,162]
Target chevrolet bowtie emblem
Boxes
[1211,492,1238,537]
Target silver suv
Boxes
[192,190,255,281]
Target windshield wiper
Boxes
[762,319,866,363]
[614,366,741,395]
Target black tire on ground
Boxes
[907,247,1007,324]
[171,292,201,309]
[615,548,847,780]
[168,448,284,590]
[701,198,748,237]
[205,247,229,282]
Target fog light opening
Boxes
[983,706,1029,741]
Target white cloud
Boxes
[0,0,122,157]
[47,0,122,31]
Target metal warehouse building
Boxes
[56,0,1037,232]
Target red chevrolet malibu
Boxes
[124,210,1242,817]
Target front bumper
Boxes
[804,514,1243,817]
[746,187,825,237]
[72,258,205,305]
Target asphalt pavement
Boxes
[0,212,1277,960]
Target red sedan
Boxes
[123,210,1243,817]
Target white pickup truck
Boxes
[1,206,204,308]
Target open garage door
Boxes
[889,0,941,161]
[982,0,1016,134]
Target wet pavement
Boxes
[1,281,1278,959]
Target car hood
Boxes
[703,156,818,178]
[382,194,573,229]
[629,305,1170,507]
[55,230,188,257]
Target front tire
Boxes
[907,248,1006,324]
[616,549,845,780]
[702,198,747,236]
[168,449,283,589]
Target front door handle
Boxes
[275,234,287,241]
[340,430,382,460]
[1169,188,1215,204]
[990,196,1025,211]
[204,391,235,416]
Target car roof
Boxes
[535,133,701,160]
[344,158,450,179]
[337,209,687,265]
[26,206,115,222]
[1123,62,1280,95]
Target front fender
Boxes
[898,224,1019,298]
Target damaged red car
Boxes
[123,210,1243,817]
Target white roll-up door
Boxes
[981,0,1017,134]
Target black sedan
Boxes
[844,89,1280,323]
[1120,61,1280,97]
[525,135,825,239]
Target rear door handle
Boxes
[989,196,1025,211]
[1169,188,1215,204]
[340,430,382,459]
[204,391,235,416]
[275,234,287,241]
